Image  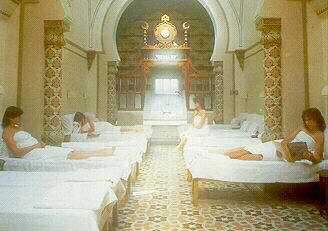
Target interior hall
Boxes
[0,0,328,230]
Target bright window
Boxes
[155,79,179,94]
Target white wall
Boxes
[307,7,328,120]
[0,18,7,117]
[259,0,306,135]
[0,7,20,119]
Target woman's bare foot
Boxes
[173,146,183,153]
[103,147,115,156]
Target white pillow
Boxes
[84,112,100,122]
[0,122,3,137]
[324,128,328,160]
[240,121,251,132]
[257,121,265,134]
[61,114,75,136]
[230,117,240,126]
[258,132,264,139]
[238,113,248,122]
[0,138,10,158]
[0,122,9,158]
[247,122,259,136]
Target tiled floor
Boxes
[117,145,328,230]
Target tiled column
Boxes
[213,61,224,124]
[107,61,118,124]
[256,18,282,142]
[43,20,69,144]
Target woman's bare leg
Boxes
[120,127,143,133]
[238,154,263,161]
[176,136,187,151]
[67,147,116,160]
[223,148,250,159]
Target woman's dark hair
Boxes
[302,107,326,132]
[73,112,86,123]
[193,96,205,110]
[2,106,23,128]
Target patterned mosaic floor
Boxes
[117,145,328,230]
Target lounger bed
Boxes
[0,171,118,231]
[184,151,328,205]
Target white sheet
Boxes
[62,143,144,164]
[34,182,116,210]
[2,156,131,180]
[88,134,148,153]
[185,137,262,149]
[185,151,328,183]
[0,185,108,231]
[94,122,153,139]
[208,129,253,138]
[0,169,121,188]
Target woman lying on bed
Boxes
[214,108,325,164]
[73,112,144,134]
[2,106,115,160]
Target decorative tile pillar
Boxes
[213,61,224,124]
[107,61,118,124]
[43,20,69,144]
[256,18,282,142]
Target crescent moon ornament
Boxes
[141,22,149,30]
[182,22,190,30]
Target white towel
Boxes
[34,182,117,210]
[68,168,122,185]
[62,142,106,151]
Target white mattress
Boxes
[210,124,234,129]
[88,134,148,153]
[185,151,328,183]
[186,137,262,149]
[2,157,131,180]
[0,169,121,188]
[0,183,115,231]
[62,143,144,165]
[208,129,252,138]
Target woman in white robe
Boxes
[2,106,115,160]
[219,108,325,164]
[73,112,144,134]
[175,97,209,152]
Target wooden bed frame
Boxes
[99,202,118,231]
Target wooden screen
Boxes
[187,76,214,111]
[117,77,144,110]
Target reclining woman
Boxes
[176,96,209,152]
[218,108,325,164]
[2,106,115,160]
[73,112,144,135]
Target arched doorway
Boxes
[116,2,215,124]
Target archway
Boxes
[115,7,215,124]
[89,0,242,62]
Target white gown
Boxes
[14,131,73,160]
[182,114,209,139]
[244,131,316,161]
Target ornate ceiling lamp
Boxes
[153,14,178,48]
[141,14,190,49]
